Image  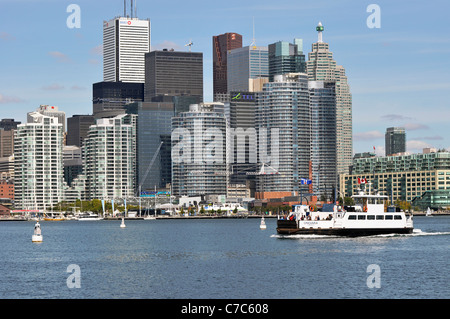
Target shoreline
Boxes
[1,212,449,222]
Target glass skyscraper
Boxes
[171,103,227,197]
[385,127,406,156]
[127,102,174,192]
[255,73,310,194]
[227,46,268,92]
[268,39,306,82]
[309,81,337,200]
[307,23,352,176]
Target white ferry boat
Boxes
[277,187,413,237]
[76,212,103,221]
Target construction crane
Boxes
[185,40,193,52]
[137,141,163,196]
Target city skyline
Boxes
[0,0,449,156]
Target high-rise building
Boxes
[14,112,65,210]
[307,22,352,176]
[103,16,150,83]
[385,127,406,156]
[0,119,21,131]
[66,115,96,147]
[63,145,83,187]
[309,81,337,200]
[213,32,243,98]
[255,73,310,195]
[84,114,137,200]
[226,91,258,185]
[144,50,203,103]
[171,103,227,196]
[92,81,144,119]
[227,46,268,92]
[126,102,174,191]
[29,105,66,132]
[268,39,306,82]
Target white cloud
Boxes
[407,140,432,153]
[354,130,384,141]
[0,93,24,103]
[41,84,64,91]
[48,51,71,63]
[403,123,429,131]
[152,40,183,51]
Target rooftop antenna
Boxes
[124,0,127,17]
[131,0,134,18]
[134,0,137,18]
[250,16,256,48]
[185,39,193,52]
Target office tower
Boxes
[14,112,65,210]
[255,73,310,195]
[268,39,306,82]
[29,105,66,132]
[63,145,83,187]
[227,46,268,92]
[144,50,203,103]
[0,130,14,158]
[385,127,406,156]
[171,103,227,196]
[309,81,337,200]
[307,22,352,176]
[66,115,96,147]
[213,32,243,99]
[84,114,137,200]
[0,119,21,131]
[92,81,144,119]
[103,16,150,83]
[126,102,174,191]
[227,92,257,185]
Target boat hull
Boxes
[277,220,413,237]
[32,235,43,242]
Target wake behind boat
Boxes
[277,186,413,237]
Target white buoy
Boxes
[260,216,266,230]
[120,216,126,228]
[32,222,43,242]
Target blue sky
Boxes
[0,0,449,155]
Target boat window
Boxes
[376,215,384,220]
[348,215,357,220]
[385,215,393,220]
[358,215,366,220]
[367,215,375,220]
[394,215,402,220]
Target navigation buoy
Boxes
[260,217,266,230]
[120,217,126,228]
[32,222,43,242]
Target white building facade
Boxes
[103,17,150,83]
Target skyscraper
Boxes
[14,112,65,210]
[309,81,337,200]
[213,32,243,98]
[171,103,227,197]
[255,73,310,195]
[103,16,150,83]
[385,127,406,156]
[126,102,174,191]
[84,114,137,200]
[307,22,352,176]
[227,46,268,92]
[144,50,203,103]
[92,81,144,119]
[268,39,306,82]
[66,114,95,147]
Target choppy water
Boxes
[0,216,448,299]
